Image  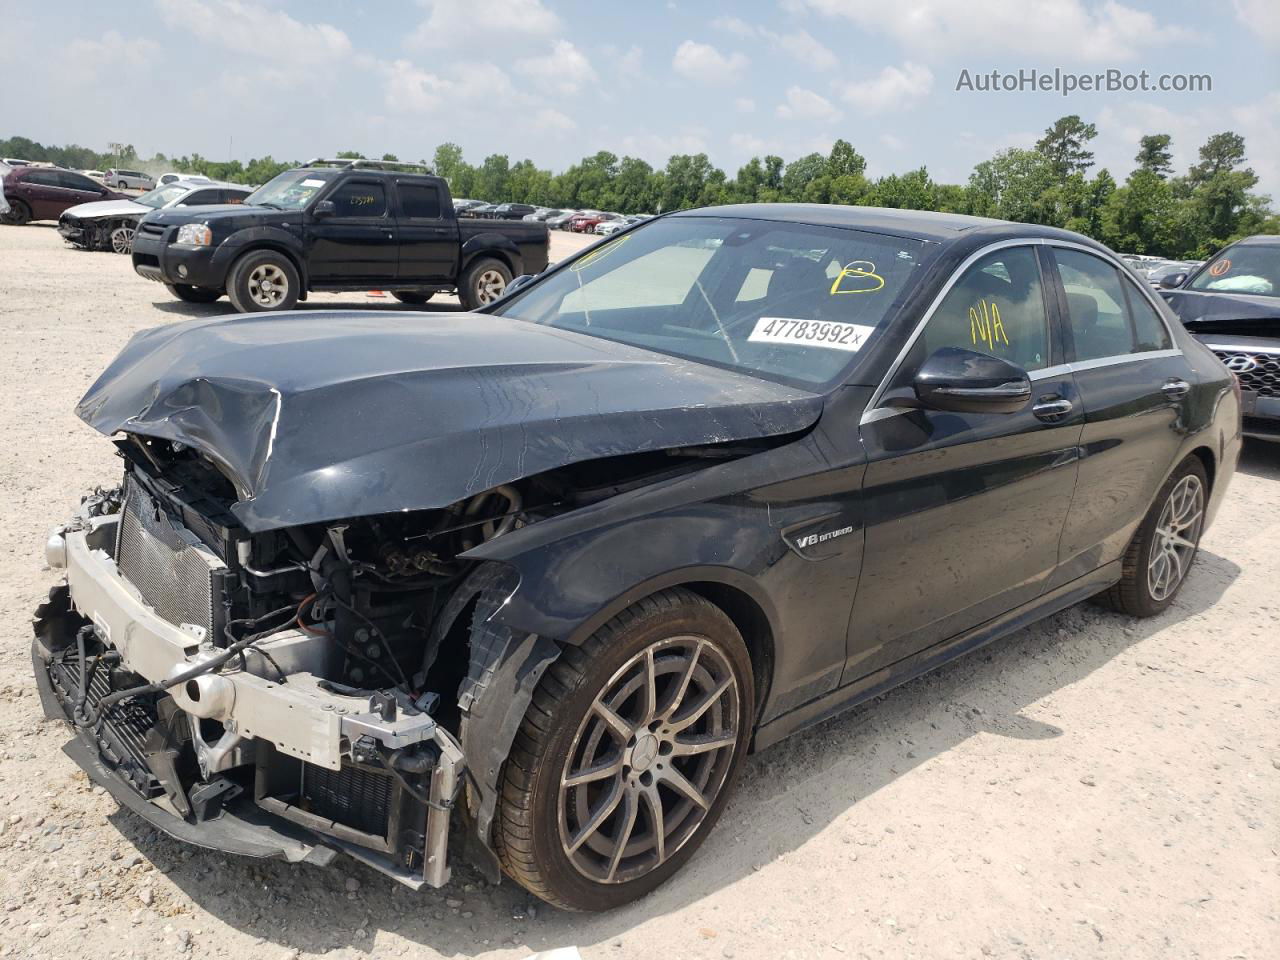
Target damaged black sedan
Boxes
[35,206,1241,911]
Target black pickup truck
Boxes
[130,160,549,312]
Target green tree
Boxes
[1134,134,1173,178]
[1035,114,1098,180]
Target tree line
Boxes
[3,115,1274,259]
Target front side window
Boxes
[1055,248,1157,361]
[492,216,929,388]
[25,170,61,187]
[911,246,1050,373]
[1189,243,1279,298]
[327,180,387,218]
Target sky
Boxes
[5,0,1279,194]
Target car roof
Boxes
[1229,234,1280,248]
[672,203,1010,242]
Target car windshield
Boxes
[1189,243,1279,297]
[136,185,191,208]
[245,169,337,210]
[492,216,929,388]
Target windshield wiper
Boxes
[256,201,283,210]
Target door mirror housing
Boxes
[1158,272,1187,289]
[313,200,336,218]
[504,274,536,295]
[896,347,1032,414]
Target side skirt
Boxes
[751,561,1122,752]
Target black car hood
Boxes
[77,312,824,531]
[1162,289,1280,337]
[140,204,300,228]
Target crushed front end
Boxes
[31,450,512,889]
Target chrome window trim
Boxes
[859,237,1185,426]
[1050,240,1181,349]
[1198,342,1280,355]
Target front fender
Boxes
[213,227,308,287]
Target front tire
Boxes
[1100,456,1208,617]
[226,250,300,313]
[165,283,223,304]
[2,200,31,225]
[392,291,434,305]
[458,257,512,310]
[495,588,753,912]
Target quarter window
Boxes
[399,183,441,219]
[913,246,1050,372]
[328,181,387,218]
[1055,249,1168,360]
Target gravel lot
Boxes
[0,222,1276,960]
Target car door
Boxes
[307,178,398,284]
[847,243,1084,680]
[21,169,67,219]
[393,180,458,283]
[1044,244,1190,586]
[57,171,108,209]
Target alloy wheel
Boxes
[1147,473,1204,601]
[558,636,741,885]
[247,263,289,308]
[110,226,135,255]
[475,269,507,304]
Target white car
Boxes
[157,172,212,187]
[104,168,156,191]
[58,180,251,253]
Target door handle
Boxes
[1162,379,1190,399]
[1032,396,1074,421]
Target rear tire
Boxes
[495,588,754,912]
[1099,456,1208,617]
[392,291,434,305]
[226,250,300,313]
[458,257,512,310]
[165,283,222,304]
[2,199,31,226]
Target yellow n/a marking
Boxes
[969,299,1009,349]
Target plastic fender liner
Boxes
[457,568,560,881]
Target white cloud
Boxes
[618,45,644,79]
[775,30,838,72]
[406,0,560,49]
[776,86,842,122]
[535,107,577,132]
[516,40,597,95]
[796,0,1190,62]
[155,0,350,64]
[381,59,451,112]
[1233,0,1280,47]
[618,130,710,163]
[672,40,748,84]
[711,16,757,37]
[880,132,906,150]
[840,62,934,113]
[735,97,756,113]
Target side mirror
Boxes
[1159,272,1187,289]
[504,274,536,295]
[313,200,336,218]
[895,347,1032,414]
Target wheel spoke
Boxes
[658,765,710,810]
[662,640,702,720]
[592,700,633,742]
[605,788,640,882]
[640,647,658,724]
[669,675,732,733]
[671,731,736,757]
[640,788,666,865]
[563,755,624,789]
[566,780,625,854]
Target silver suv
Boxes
[104,168,155,191]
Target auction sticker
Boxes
[748,317,877,352]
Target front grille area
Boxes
[137,221,166,238]
[116,474,224,638]
[301,762,395,837]
[1212,348,1280,397]
[47,651,162,798]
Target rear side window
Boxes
[399,183,441,219]
[914,246,1051,372]
[1054,249,1168,360]
[329,180,387,218]
[1124,281,1172,351]
[182,190,220,205]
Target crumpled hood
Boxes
[1162,289,1280,330]
[62,199,148,220]
[77,311,824,531]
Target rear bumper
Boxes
[34,515,464,887]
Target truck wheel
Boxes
[392,291,434,305]
[1098,456,1208,617]
[227,250,300,313]
[1,200,31,226]
[459,258,512,310]
[165,283,223,304]
[495,588,754,912]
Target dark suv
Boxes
[1,166,127,225]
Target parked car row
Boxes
[447,199,657,231]
[59,179,252,254]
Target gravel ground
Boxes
[0,222,1276,960]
